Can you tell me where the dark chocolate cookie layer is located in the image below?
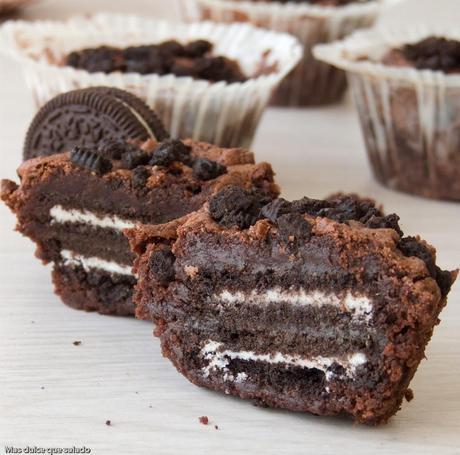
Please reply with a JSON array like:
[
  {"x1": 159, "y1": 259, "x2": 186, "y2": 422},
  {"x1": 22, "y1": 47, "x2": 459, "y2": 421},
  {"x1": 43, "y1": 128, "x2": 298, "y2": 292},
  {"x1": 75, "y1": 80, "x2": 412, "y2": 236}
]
[{"x1": 23, "y1": 87, "x2": 169, "y2": 160}]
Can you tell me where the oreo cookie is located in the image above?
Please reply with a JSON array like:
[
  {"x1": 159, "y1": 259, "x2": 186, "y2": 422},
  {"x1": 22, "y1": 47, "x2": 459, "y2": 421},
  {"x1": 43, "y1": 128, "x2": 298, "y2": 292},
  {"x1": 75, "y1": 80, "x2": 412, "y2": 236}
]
[{"x1": 23, "y1": 87, "x2": 169, "y2": 160}]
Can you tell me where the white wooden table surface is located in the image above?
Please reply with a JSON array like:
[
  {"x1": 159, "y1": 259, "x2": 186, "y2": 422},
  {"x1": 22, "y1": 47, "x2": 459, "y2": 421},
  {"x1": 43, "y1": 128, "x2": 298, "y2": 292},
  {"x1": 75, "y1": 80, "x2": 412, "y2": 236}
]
[{"x1": 1, "y1": 1, "x2": 459, "y2": 454}]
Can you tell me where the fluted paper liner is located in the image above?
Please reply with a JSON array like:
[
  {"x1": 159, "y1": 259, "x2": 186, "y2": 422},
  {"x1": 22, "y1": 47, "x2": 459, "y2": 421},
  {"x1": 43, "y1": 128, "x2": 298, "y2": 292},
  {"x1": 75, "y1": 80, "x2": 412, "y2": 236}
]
[
  {"x1": 315, "y1": 26, "x2": 460, "y2": 201},
  {"x1": 0, "y1": 13, "x2": 302, "y2": 147},
  {"x1": 178, "y1": 0, "x2": 399, "y2": 106}
]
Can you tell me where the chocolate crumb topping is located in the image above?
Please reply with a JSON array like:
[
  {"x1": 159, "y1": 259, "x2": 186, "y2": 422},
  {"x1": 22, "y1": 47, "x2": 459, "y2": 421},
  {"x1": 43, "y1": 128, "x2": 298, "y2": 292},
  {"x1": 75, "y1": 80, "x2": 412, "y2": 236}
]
[
  {"x1": 98, "y1": 138, "x2": 132, "y2": 160},
  {"x1": 70, "y1": 146, "x2": 112, "y2": 175},
  {"x1": 192, "y1": 158, "x2": 227, "y2": 181},
  {"x1": 398, "y1": 237, "x2": 436, "y2": 276},
  {"x1": 214, "y1": 191, "x2": 404, "y2": 235},
  {"x1": 65, "y1": 40, "x2": 247, "y2": 83},
  {"x1": 209, "y1": 185, "x2": 272, "y2": 229},
  {"x1": 120, "y1": 145, "x2": 150, "y2": 170},
  {"x1": 261, "y1": 194, "x2": 403, "y2": 235},
  {"x1": 402, "y1": 37, "x2": 460, "y2": 72},
  {"x1": 149, "y1": 139, "x2": 192, "y2": 167}
]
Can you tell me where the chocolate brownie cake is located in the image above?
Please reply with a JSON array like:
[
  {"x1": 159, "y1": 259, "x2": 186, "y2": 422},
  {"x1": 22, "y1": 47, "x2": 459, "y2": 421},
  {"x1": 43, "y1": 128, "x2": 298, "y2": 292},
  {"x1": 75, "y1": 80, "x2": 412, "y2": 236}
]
[
  {"x1": 128, "y1": 188, "x2": 457, "y2": 424},
  {"x1": 65, "y1": 40, "x2": 247, "y2": 83},
  {"x1": 2, "y1": 91, "x2": 279, "y2": 316}
]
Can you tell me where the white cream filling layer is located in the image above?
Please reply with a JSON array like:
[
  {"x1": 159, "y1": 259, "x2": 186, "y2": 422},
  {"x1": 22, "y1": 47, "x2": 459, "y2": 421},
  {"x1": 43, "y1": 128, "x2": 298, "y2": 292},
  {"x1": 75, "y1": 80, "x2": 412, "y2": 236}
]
[
  {"x1": 60, "y1": 250, "x2": 134, "y2": 277},
  {"x1": 201, "y1": 340, "x2": 367, "y2": 383},
  {"x1": 50, "y1": 205, "x2": 136, "y2": 232},
  {"x1": 216, "y1": 289, "x2": 373, "y2": 321}
]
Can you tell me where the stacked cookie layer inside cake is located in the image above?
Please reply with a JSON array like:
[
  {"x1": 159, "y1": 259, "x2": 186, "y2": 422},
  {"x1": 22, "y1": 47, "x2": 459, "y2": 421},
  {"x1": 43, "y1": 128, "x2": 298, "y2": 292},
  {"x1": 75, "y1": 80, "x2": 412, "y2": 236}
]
[{"x1": 128, "y1": 187, "x2": 456, "y2": 423}]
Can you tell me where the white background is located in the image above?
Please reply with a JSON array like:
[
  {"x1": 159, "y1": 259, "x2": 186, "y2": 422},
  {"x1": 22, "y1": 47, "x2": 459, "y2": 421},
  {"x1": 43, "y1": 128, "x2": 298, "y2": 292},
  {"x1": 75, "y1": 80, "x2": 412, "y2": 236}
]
[{"x1": 0, "y1": 1, "x2": 459, "y2": 454}]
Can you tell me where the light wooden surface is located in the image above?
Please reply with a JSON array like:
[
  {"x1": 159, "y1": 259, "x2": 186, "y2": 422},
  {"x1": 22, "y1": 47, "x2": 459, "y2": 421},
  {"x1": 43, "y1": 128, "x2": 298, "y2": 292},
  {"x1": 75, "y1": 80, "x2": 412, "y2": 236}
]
[{"x1": 0, "y1": 1, "x2": 459, "y2": 454}]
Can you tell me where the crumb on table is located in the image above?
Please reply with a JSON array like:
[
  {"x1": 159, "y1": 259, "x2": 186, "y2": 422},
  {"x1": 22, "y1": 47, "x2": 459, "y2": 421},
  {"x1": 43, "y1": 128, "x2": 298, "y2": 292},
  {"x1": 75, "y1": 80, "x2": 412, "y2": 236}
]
[{"x1": 198, "y1": 416, "x2": 209, "y2": 425}]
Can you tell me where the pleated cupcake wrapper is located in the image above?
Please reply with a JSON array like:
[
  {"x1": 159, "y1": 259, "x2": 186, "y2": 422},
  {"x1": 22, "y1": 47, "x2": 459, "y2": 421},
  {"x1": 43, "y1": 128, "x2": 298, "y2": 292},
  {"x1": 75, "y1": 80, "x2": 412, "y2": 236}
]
[
  {"x1": 178, "y1": 0, "x2": 398, "y2": 106},
  {"x1": 0, "y1": 13, "x2": 302, "y2": 148},
  {"x1": 314, "y1": 26, "x2": 460, "y2": 200}
]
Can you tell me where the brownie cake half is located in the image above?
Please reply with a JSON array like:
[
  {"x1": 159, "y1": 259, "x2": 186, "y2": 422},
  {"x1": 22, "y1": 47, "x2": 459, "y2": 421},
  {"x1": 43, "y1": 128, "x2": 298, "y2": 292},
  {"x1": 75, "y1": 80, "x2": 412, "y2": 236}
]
[
  {"x1": 2, "y1": 100, "x2": 278, "y2": 316},
  {"x1": 128, "y1": 187, "x2": 457, "y2": 423}
]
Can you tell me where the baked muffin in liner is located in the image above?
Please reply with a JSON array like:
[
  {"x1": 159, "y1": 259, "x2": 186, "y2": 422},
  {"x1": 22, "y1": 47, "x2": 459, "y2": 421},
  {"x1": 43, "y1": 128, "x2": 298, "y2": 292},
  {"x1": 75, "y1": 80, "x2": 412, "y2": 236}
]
[
  {"x1": 178, "y1": 0, "x2": 397, "y2": 106},
  {"x1": 0, "y1": 13, "x2": 302, "y2": 147},
  {"x1": 315, "y1": 27, "x2": 460, "y2": 201}
]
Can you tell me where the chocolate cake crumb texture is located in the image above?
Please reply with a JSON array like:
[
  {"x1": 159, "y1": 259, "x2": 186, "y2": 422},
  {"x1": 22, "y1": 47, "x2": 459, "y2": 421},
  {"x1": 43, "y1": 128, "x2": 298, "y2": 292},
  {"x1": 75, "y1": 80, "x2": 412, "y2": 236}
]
[
  {"x1": 132, "y1": 166, "x2": 150, "y2": 188},
  {"x1": 402, "y1": 37, "x2": 460, "y2": 72},
  {"x1": 65, "y1": 40, "x2": 247, "y2": 83},
  {"x1": 148, "y1": 248, "x2": 176, "y2": 285}
]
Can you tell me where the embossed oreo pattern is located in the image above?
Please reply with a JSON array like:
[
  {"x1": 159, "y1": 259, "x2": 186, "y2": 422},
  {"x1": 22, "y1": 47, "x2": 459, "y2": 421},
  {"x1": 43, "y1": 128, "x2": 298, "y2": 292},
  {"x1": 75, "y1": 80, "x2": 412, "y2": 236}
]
[{"x1": 23, "y1": 87, "x2": 169, "y2": 160}]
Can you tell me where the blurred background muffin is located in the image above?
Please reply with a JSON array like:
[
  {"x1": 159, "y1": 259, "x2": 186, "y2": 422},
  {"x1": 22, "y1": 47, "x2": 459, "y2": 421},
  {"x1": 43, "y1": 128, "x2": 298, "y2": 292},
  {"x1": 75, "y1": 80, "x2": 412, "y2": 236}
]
[
  {"x1": 315, "y1": 28, "x2": 460, "y2": 201},
  {"x1": 0, "y1": 13, "x2": 301, "y2": 147},
  {"x1": 178, "y1": 0, "x2": 398, "y2": 107}
]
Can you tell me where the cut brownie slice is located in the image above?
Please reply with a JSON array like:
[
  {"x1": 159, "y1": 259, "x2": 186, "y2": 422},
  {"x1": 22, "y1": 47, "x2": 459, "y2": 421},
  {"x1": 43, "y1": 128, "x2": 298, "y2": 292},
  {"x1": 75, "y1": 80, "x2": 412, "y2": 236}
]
[
  {"x1": 128, "y1": 189, "x2": 457, "y2": 424},
  {"x1": 1, "y1": 142, "x2": 278, "y2": 316}
]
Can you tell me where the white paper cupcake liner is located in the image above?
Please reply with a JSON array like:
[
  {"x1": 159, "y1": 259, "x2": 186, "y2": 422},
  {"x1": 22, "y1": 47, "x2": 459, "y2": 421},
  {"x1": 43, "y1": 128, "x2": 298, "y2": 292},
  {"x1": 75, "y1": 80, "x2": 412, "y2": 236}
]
[
  {"x1": 314, "y1": 26, "x2": 460, "y2": 201},
  {"x1": 0, "y1": 13, "x2": 302, "y2": 148},
  {"x1": 178, "y1": 0, "x2": 399, "y2": 106}
]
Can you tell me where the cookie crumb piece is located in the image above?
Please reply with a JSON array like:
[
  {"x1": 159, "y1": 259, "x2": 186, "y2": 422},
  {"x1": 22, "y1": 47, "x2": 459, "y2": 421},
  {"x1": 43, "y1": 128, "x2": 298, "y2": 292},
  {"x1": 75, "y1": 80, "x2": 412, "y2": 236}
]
[
  {"x1": 405, "y1": 388, "x2": 414, "y2": 402},
  {"x1": 70, "y1": 146, "x2": 112, "y2": 175},
  {"x1": 199, "y1": 416, "x2": 209, "y2": 425},
  {"x1": 184, "y1": 265, "x2": 199, "y2": 278}
]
